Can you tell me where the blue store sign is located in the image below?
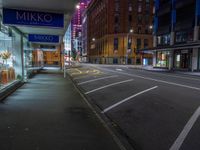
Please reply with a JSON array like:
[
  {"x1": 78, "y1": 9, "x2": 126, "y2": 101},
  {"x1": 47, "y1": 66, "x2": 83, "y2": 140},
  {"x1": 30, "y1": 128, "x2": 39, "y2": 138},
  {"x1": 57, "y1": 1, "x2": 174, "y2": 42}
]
[
  {"x1": 28, "y1": 34, "x2": 60, "y2": 43},
  {"x1": 3, "y1": 8, "x2": 64, "y2": 28}
]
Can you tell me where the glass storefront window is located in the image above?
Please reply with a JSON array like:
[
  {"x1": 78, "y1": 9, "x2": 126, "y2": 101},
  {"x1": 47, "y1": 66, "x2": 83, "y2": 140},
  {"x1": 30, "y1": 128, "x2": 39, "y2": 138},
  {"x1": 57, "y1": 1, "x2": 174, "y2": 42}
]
[
  {"x1": 156, "y1": 51, "x2": 170, "y2": 67},
  {"x1": 0, "y1": 23, "x2": 23, "y2": 89},
  {"x1": 23, "y1": 37, "x2": 33, "y2": 79},
  {"x1": 174, "y1": 49, "x2": 191, "y2": 69}
]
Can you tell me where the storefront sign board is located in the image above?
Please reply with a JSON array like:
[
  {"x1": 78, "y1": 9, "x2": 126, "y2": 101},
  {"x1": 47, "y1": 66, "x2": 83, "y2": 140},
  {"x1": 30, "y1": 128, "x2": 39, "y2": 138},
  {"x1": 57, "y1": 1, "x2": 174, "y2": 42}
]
[
  {"x1": 3, "y1": 8, "x2": 64, "y2": 28},
  {"x1": 28, "y1": 34, "x2": 60, "y2": 43}
]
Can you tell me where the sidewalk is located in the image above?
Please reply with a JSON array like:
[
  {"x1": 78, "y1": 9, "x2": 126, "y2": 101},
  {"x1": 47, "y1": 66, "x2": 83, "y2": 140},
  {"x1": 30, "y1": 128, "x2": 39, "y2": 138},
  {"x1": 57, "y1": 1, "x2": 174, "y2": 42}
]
[
  {"x1": 0, "y1": 68, "x2": 121, "y2": 150},
  {"x1": 175, "y1": 71, "x2": 200, "y2": 77}
]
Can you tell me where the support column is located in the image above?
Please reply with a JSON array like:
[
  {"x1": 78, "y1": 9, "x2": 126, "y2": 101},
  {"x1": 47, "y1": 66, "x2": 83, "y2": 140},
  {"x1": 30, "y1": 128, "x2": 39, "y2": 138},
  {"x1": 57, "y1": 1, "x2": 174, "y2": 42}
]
[
  {"x1": 192, "y1": 48, "x2": 198, "y2": 71},
  {"x1": 194, "y1": 26, "x2": 199, "y2": 41},
  {"x1": 168, "y1": 51, "x2": 174, "y2": 70},
  {"x1": 153, "y1": 51, "x2": 157, "y2": 67},
  {"x1": 170, "y1": 32, "x2": 175, "y2": 46},
  {"x1": 153, "y1": 36, "x2": 157, "y2": 47}
]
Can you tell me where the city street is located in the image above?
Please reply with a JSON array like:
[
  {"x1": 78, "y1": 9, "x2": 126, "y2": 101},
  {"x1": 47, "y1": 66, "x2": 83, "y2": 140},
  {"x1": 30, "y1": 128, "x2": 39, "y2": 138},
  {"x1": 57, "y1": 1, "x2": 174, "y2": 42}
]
[{"x1": 67, "y1": 64, "x2": 200, "y2": 150}]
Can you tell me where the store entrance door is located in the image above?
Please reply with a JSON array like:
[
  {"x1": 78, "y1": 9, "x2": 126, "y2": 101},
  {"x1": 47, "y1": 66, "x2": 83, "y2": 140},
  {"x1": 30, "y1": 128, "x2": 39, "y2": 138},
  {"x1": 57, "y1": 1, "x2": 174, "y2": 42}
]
[
  {"x1": 174, "y1": 49, "x2": 191, "y2": 70},
  {"x1": 181, "y1": 53, "x2": 189, "y2": 69}
]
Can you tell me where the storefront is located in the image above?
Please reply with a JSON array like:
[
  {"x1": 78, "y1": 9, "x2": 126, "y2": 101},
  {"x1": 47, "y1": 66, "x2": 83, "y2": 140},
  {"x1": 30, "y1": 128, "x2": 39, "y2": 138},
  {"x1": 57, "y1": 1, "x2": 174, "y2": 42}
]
[
  {"x1": 155, "y1": 51, "x2": 170, "y2": 68},
  {"x1": 174, "y1": 49, "x2": 192, "y2": 70},
  {"x1": 23, "y1": 37, "x2": 34, "y2": 79},
  {"x1": 0, "y1": 22, "x2": 23, "y2": 90}
]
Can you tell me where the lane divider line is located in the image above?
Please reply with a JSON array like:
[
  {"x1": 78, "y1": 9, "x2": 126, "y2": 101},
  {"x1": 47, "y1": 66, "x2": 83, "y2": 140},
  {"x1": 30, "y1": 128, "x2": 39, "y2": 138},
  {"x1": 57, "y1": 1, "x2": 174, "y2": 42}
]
[
  {"x1": 78, "y1": 75, "x2": 118, "y2": 85},
  {"x1": 98, "y1": 67, "x2": 200, "y2": 91},
  {"x1": 102, "y1": 86, "x2": 158, "y2": 113},
  {"x1": 85, "y1": 79, "x2": 134, "y2": 95},
  {"x1": 169, "y1": 106, "x2": 200, "y2": 150}
]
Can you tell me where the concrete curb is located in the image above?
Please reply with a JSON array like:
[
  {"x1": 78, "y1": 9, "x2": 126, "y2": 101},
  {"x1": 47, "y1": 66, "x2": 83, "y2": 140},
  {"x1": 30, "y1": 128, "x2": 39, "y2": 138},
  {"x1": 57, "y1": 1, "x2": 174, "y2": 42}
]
[{"x1": 0, "y1": 81, "x2": 24, "y2": 102}]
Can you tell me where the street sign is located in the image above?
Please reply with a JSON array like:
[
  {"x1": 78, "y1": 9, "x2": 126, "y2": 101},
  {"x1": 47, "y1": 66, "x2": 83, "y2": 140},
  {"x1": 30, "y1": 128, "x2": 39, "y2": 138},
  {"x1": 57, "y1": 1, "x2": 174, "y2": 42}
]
[
  {"x1": 28, "y1": 34, "x2": 60, "y2": 43},
  {"x1": 3, "y1": 8, "x2": 64, "y2": 28}
]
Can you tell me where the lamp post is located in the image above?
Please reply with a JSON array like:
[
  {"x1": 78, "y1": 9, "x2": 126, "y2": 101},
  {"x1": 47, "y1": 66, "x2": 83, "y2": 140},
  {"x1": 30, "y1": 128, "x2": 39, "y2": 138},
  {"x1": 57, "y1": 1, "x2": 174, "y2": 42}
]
[
  {"x1": 126, "y1": 29, "x2": 134, "y2": 65},
  {"x1": 92, "y1": 38, "x2": 96, "y2": 63}
]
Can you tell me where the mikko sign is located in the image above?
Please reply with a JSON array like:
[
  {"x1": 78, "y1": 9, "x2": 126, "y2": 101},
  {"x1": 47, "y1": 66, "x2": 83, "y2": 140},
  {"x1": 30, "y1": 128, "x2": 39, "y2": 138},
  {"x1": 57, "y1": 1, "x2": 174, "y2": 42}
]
[
  {"x1": 3, "y1": 8, "x2": 64, "y2": 28},
  {"x1": 28, "y1": 34, "x2": 60, "y2": 43}
]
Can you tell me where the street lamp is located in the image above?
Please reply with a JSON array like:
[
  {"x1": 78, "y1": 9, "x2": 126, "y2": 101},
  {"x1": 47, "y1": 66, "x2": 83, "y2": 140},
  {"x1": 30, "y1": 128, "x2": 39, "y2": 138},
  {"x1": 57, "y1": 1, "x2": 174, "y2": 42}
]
[
  {"x1": 126, "y1": 29, "x2": 134, "y2": 65},
  {"x1": 76, "y1": 4, "x2": 80, "y2": 9},
  {"x1": 92, "y1": 38, "x2": 96, "y2": 42}
]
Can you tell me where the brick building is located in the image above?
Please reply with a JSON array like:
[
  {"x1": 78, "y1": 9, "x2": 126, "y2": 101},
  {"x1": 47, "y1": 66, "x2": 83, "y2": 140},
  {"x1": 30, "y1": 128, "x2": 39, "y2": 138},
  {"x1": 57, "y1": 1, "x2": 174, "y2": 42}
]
[{"x1": 86, "y1": 0, "x2": 154, "y2": 65}]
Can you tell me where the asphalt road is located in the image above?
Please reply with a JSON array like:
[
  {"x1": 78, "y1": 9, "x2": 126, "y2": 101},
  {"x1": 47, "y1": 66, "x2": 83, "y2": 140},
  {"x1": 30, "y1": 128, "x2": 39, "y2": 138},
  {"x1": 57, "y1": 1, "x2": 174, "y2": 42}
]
[{"x1": 67, "y1": 64, "x2": 200, "y2": 150}]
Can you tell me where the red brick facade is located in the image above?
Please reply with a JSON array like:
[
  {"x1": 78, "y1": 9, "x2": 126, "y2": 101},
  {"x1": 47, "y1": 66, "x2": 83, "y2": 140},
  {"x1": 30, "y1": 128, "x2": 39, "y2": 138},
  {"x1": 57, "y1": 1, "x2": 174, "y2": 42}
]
[{"x1": 87, "y1": 0, "x2": 154, "y2": 64}]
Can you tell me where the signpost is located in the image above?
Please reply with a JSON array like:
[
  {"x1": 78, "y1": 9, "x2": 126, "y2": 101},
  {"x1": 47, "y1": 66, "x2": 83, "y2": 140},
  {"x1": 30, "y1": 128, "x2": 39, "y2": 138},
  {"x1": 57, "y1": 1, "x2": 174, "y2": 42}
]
[{"x1": 3, "y1": 8, "x2": 64, "y2": 28}]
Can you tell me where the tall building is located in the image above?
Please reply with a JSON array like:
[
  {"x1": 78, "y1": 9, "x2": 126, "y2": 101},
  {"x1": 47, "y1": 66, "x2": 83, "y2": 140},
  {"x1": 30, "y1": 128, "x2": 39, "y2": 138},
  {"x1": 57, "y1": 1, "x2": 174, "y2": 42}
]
[
  {"x1": 86, "y1": 0, "x2": 154, "y2": 65},
  {"x1": 81, "y1": 10, "x2": 88, "y2": 62},
  {"x1": 71, "y1": 0, "x2": 91, "y2": 53},
  {"x1": 152, "y1": 0, "x2": 200, "y2": 71},
  {"x1": 64, "y1": 23, "x2": 72, "y2": 53}
]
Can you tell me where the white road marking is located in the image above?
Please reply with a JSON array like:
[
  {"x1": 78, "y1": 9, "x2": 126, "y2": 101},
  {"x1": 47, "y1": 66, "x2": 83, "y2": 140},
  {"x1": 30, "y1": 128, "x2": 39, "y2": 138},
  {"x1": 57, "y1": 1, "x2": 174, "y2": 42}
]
[
  {"x1": 102, "y1": 86, "x2": 158, "y2": 113},
  {"x1": 116, "y1": 69, "x2": 123, "y2": 71},
  {"x1": 75, "y1": 69, "x2": 82, "y2": 74},
  {"x1": 138, "y1": 70, "x2": 200, "y2": 82},
  {"x1": 78, "y1": 75, "x2": 118, "y2": 85},
  {"x1": 71, "y1": 69, "x2": 82, "y2": 75},
  {"x1": 98, "y1": 68, "x2": 200, "y2": 91},
  {"x1": 169, "y1": 106, "x2": 200, "y2": 150},
  {"x1": 74, "y1": 75, "x2": 91, "y2": 80},
  {"x1": 85, "y1": 79, "x2": 133, "y2": 95}
]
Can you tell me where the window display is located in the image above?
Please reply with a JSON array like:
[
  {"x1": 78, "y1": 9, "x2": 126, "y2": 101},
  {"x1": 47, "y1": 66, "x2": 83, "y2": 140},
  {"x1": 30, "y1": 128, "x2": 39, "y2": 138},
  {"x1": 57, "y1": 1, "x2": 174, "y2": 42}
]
[
  {"x1": 156, "y1": 51, "x2": 170, "y2": 67},
  {"x1": 0, "y1": 23, "x2": 23, "y2": 89},
  {"x1": 23, "y1": 37, "x2": 33, "y2": 79}
]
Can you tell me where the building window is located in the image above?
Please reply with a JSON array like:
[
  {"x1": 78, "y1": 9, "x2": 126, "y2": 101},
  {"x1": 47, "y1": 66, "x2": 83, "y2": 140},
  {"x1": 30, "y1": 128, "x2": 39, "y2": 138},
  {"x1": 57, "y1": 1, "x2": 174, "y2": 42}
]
[
  {"x1": 175, "y1": 30, "x2": 193, "y2": 43},
  {"x1": 114, "y1": 38, "x2": 119, "y2": 50},
  {"x1": 114, "y1": 25, "x2": 120, "y2": 33},
  {"x1": 138, "y1": 3, "x2": 142, "y2": 13},
  {"x1": 145, "y1": 15, "x2": 149, "y2": 24},
  {"x1": 145, "y1": 3, "x2": 150, "y2": 14},
  {"x1": 137, "y1": 15, "x2": 142, "y2": 24},
  {"x1": 144, "y1": 39, "x2": 149, "y2": 48},
  {"x1": 145, "y1": 26, "x2": 149, "y2": 34},
  {"x1": 137, "y1": 38, "x2": 142, "y2": 49},
  {"x1": 115, "y1": 15, "x2": 119, "y2": 24},
  {"x1": 138, "y1": 27, "x2": 142, "y2": 34},
  {"x1": 157, "y1": 34, "x2": 170, "y2": 45},
  {"x1": 115, "y1": 2, "x2": 120, "y2": 12},
  {"x1": 129, "y1": 5, "x2": 133, "y2": 12},
  {"x1": 129, "y1": 15, "x2": 132, "y2": 22}
]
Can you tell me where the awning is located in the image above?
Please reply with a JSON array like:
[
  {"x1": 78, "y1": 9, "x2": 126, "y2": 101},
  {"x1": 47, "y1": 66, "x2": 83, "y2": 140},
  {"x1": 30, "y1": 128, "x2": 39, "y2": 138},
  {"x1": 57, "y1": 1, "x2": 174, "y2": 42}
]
[{"x1": 140, "y1": 41, "x2": 200, "y2": 52}]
